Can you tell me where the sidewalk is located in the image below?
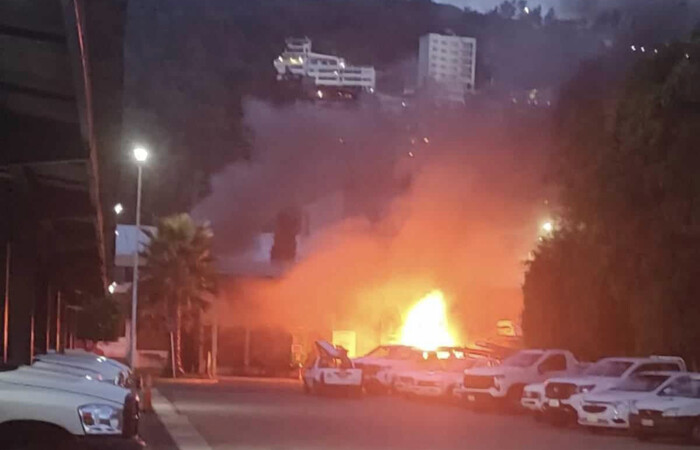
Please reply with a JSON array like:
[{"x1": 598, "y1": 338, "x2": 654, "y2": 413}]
[{"x1": 140, "y1": 410, "x2": 178, "y2": 450}]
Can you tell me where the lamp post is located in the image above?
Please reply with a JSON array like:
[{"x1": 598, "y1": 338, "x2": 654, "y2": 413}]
[{"x1": 129, "y1": 146, "x2": 148, "y2": 369}]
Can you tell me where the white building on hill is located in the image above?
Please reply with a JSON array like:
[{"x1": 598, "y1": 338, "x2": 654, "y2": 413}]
[
  {"x1": 274, "y1": 37, "x2": 376, "y2": 91},
  {"x1": 418, "y1": 33, "x2": 477, "y2": 104}
]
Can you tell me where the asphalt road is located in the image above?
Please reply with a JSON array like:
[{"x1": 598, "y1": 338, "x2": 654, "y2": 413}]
[{"x1": 152, "y1": 378, "x2": 691, "y2": 450}]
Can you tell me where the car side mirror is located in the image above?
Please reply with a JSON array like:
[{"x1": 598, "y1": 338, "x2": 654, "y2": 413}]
[{"x1": 662, "y1": 387, "x2": 673, "y2": 395}]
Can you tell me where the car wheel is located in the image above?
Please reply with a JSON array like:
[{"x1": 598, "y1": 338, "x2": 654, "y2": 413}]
[
  {"x1": 0, "y1": 425, "x2": 73, "y2": 450},
  {"x1": 634, "y1": 429, "x2": 651, "y2": 442},
  {"x1": 505, "y1": 385, "x2": 525, "y2": 412},
  {"x1": 689, "y1": 420, "x2": 700, "y2": 444}
]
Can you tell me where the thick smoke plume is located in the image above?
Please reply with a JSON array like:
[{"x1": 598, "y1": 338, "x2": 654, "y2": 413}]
[{"x1": 195, "y1": 98, "x2": 552, "y2": 353}]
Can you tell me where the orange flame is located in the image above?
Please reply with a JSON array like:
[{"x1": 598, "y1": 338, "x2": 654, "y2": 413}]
[{"x1": 399, "y1": 290, "x2": 458, "y2": 351}]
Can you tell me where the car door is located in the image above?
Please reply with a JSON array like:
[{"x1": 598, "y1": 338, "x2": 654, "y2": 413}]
[
  {"x1": 537, "y1": 353, "x2": 569, "y2": 380},
  {"x1": 303, "y1": 355, "x2": 318, "y2": 386}
]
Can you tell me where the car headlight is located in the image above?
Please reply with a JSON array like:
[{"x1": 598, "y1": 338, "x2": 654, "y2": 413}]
[
  {"x1": 629, "y1": 400, "x2": 639, "y2": 414},
  {"x1": 611, "y1": 401, "x2": 629, "y2": 416},
  {"x1": 577, "y1": 384, "x2": 596, "y2": 394},
  {"x1": 78, "y1": 404, "x2": 123, "y2": 435},
  {"x1": 494, "y1": 375, "x2": 505, "y2": 389},
  {"x1": 662, "y1": 407, "x2": 680, "y2": 417}
]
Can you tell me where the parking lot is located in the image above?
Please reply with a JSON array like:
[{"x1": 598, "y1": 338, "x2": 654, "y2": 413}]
[{"x1": 150, "y1": 377, "x2": 692, "y2": 450}]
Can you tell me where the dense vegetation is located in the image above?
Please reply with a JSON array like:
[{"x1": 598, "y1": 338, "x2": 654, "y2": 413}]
[{"x1": 522, "y1": 39, "x2": 700, "y2": 366}]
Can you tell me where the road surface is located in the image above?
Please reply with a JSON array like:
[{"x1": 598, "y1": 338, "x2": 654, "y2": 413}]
[{"x1": 149, "y1": 378, "x2": 689, "y2": 450}]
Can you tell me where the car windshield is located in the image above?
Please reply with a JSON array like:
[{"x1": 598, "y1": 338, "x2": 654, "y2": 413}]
[
  {"x1": 445, "y1": 358, "x2": 479, "y2": 372},
  {"x1": 502, "y1": 351, "x2": 543, "y2": 368},
  {"x1": 612, "y1": 374, "x2": 670, "y2": 392},
  {"x1": 365, "y1": 346, "x2": 418, "y2": 360},
  {"x1": 584, "y1": 360, "x2": 634, "y2": 377},
  {"x1": 659, "y1": 378, "x2": 700, "y2": 398}
]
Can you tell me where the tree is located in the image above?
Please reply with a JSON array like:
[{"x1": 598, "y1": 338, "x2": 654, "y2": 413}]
[
  {"x1": 497, "y1": 1, "x2": 517, "y2": 19},
  {"x1": 140, "y1": 214, "x2": 217, "y2": 375},
  {"x1": 77, "y1": 296, "x2": 122, "y2": 342},
  {"x1": 523, "y1": 41, "x2": 700, "y2": 365},
  {"x1": 544, "y1": 7, "x2": 556, "y2": 27}
]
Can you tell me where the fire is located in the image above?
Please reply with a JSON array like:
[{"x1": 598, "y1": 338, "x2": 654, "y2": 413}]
[{"x1": 399, "y1": 290, "x2": 457, "y2": 351}]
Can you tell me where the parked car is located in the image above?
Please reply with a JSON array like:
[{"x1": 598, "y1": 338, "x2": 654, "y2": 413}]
[
  {"x1": 0, "y1": 365, "x2": 140, "y2": 449},
  {"x1": 629, "y1": 373, "x2": 700, "y2": 443},
  {"x1": 353, "y1": 345, "x2": 423, "y2": 393},
  {"x1": 411, "y1": 355, "x2": 495, "y2": 400},
  {"x1": 35, "y1": 351, "x2": 133, "y2": 387},
  {"x1": 303, "y1": 341, "x2": 362, "y2": 395},
  {"x1": 461, "y1": 349, "x2": 580, "y2": 409},
  {"x1": 521, "y1": 383, "x2": 546, "y2": 419},
  {"x1": 579, "y1": 371, "x2": 688, "y2": 430},
  {"x1": 542, "y1": 356, "x2": 686, "y2": 424}
]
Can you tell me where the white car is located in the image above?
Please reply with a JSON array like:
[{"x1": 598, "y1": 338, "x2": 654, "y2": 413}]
[
  {"x1": 353, "y1": 345, "x2": 423, "y2": 393},
  {"x1": 543, "y1": 356, "x2": 686, "y2": 424},
  {"x1": 462, "y1": 349, "x2": 579, "y2": 408},
  {"x1": 411, "y1": 356, "x2": 496, "y2": 399},
  {"x1": 579, "y1": 371, "x2": 688, "y2": 429},
  {"x1": 521, "y1": 383, "x2": 546, "y2": 419},
  {"x1": 0, "y1": 365, "x2": 140, "y2": 449},
  {"x1": 35, "y1": 351, "x2": 132, "y2": 387},
  {"x1": 629, "y1": 373, "x2": 700, "y2": 443},
  {"x1": 303, "y1": 341, "x2": 362, "y2": 395}
]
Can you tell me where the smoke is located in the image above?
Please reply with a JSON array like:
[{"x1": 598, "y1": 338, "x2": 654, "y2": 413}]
[
  {"x1": 193, "y1": 99, "x2": 403, "y2": 253},
  {"x1": 195, "y1": 97, "x2": 553, "y2": 354}
]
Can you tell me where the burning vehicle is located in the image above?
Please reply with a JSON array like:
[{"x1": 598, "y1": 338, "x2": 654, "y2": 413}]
[
  {"x1": 354, "y1": 290, "x2": 463, "y2": 393},
  {"x1": 302, "y1": 341, "x2": 363, "y2": 395}
]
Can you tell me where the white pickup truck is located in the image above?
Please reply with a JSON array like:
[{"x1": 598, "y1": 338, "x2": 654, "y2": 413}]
[
  {"x1": 542, "y1": 356, "x2": 686, "y2": 424},
  {"x1": 0, "y1": 365, "x2": 141, "y2": 450},
  {"x1": 303, "y1": 341, "x2": 363, "y2": 395},
  {"x1": 460, "y1": 349, "x2": 580, "y2": 409},
  {"x1": 35, "y1": 351, "x2": 133, "y2": 387}
]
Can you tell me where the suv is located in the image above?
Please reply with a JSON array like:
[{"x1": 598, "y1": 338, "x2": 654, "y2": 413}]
[
  {"x1": 543, "y1": 356, "x2": 686, "y2": 424},
  {"x1": 460, "y1": 349, "x2": 579, "y2": 408},
  {"x1": 630, "y1": 373, "x2": 700, "y2": 443},
  {"x1": 0, "y1": 365, "x2": 141, "y2": 449}
]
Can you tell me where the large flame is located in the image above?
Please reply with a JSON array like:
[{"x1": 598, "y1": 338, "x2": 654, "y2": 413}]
[{"x1": 399, "y1": 290, "x2": 457, "y2": 351}]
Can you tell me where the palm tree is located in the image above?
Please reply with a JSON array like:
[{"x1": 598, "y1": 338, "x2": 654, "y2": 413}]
[{"x1": 140, "y1": 214, "x2": 217, "y2": 376}]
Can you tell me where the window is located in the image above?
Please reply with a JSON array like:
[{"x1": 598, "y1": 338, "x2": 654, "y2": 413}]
[
  {"x1": 538, "y1": 354, "x2": 567, "y2": 373},
  {"x1": 632, "y1": 362, "x2": 682, "y2": 374},
  {"x1": 659, "y1": 377, "x2": 699, "y2": 398},
  {"x1": 584, "y1": 360, "x2": 634, "y2": 377},
  {"x1": 503, "y1": 351, "x2": 544, "y2": 368},
  {"x1": 612, "y1": 374, "x2": 671, "y2": 392}
]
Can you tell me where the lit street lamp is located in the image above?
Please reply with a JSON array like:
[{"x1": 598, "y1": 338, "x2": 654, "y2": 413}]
[
  {"x1": 114, "y1": 203, "x2": 123, "y2": 215},
  {"x1": 129, "y1": 146, "x2": 149, "y2": 369},
  {"x1": 541, "y1": 221, "x2": 554, "y2": 234}
]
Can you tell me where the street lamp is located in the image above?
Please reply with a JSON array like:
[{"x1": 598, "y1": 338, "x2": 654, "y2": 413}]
[
  {"x1": 114, "y1": 203, "x2": 123, "y2": 215},
  {"x1": 541, "y1": 221, "x2": 554, "y2": 234},
  {"x1": 129, "y1": 146, "x2": 149, "y2": 369}
]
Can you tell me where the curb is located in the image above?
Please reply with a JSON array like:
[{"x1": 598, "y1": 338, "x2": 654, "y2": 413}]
[{"x1": 151, "y1": 388, "x2": 212, "y2": 450}]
